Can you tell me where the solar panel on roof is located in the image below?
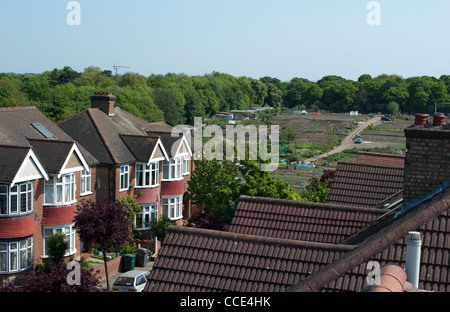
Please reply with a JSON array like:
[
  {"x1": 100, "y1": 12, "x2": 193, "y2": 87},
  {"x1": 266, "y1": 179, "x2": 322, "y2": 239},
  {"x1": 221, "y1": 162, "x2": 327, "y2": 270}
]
[{"x1": 32, "y1": 123, "x2": 54, "y2": 138}]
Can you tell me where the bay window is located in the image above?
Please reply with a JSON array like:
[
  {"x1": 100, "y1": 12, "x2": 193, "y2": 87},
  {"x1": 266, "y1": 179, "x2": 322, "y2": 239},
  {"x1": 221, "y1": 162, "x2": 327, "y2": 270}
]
[
  {"x1": 135, "y1": 162, "x2": 159, "y2": 187},
  {"x1": 43, "y1": 224, "x2": 76, "y2": 257},
  {"x1": 0, "y1": 182, "x2": 33, "y2": 216},
  {"x1": 0, "y1": 237, "x2": 33, "y2": 273},
  {"x1": 162, "y1": 157, "x2": 183, "y2": 180},
  {"x1": 135, "y1": 203, "x2": 158, "y2": 229},
  {"x1": 45, "y1": 173, "x2": 75, "y2": 205},
  {"x1": 162, "y1": 195, "x2": 182, "y2": 220}
]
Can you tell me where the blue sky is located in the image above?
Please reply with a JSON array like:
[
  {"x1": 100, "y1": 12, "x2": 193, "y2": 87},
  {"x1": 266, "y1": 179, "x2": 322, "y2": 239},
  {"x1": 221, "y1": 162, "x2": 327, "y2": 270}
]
[{"x1": 1, "y1": 1, "x2": 449, "y2": 81}]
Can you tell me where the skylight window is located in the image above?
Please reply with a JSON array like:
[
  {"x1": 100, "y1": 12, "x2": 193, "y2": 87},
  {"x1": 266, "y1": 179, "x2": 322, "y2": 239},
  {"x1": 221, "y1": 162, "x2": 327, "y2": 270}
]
[{"x1": 32, "y1": 123, "x2": 54, "y2": 139}]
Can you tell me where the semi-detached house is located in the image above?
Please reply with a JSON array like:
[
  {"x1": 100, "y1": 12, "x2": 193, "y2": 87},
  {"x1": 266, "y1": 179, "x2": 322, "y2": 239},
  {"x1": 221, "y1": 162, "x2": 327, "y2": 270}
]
[
  {"x1": 0, "y1": 93, "x2": 197, "y2": 281},
  {"x1": 0, "y1": 106, "x2": 97, "y2": 280},
  {"x1": 58, "y1": 92, "x2": 197, "y2": 236}
]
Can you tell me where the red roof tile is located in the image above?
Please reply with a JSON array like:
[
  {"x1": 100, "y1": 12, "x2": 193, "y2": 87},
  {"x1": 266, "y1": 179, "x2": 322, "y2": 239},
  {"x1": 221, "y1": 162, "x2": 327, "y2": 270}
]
[
  {"x1": 144, "y1": 226, "x2": 355, "y2": 292},
  {"x1": 355, "y1": 152, "x2": 405, "y2": 168},
  {"x1": 230, "y1": 196, "x2": 388, "y2": 244},
  {"x1": 288, "y1": 187, "x2": 450, "y2": 292},
  {"x1": 327, "y1": 162, "x2": 404, "y2": 208}
]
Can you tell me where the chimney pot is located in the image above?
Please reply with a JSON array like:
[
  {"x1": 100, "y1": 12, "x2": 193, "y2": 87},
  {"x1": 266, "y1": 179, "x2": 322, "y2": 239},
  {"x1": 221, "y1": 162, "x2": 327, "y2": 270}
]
[
  {"x1": 414, "y1": 113, "x2": 429, "y2": 125},
  {"x1": 433, "y1": 113, "x2": 446, "y2": 126}
]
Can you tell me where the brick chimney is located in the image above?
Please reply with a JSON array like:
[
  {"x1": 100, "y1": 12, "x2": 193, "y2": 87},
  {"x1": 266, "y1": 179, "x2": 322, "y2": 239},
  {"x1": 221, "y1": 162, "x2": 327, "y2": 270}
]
[
  {"x1": 90, "y1": 92, "x2": 116, "y2": 116},
  {"x1": 403, "y1": 113, "x2": 450, "y2": 203}
]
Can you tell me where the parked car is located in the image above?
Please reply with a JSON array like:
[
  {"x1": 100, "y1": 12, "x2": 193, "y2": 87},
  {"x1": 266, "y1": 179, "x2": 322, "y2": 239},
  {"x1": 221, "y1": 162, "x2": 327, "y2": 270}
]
[
  {"x1": 381, "y1": 116, "x2": 391, "y2": 121},
  {"x1": 112, "y1": 270, "x2": 150, "y2": 292},
  {"x1": 369, "y1": 113, "x2": 374, "y2": 117},
  {"x1": 355, "y1": 138, "x2": 363, "y2": 144}
]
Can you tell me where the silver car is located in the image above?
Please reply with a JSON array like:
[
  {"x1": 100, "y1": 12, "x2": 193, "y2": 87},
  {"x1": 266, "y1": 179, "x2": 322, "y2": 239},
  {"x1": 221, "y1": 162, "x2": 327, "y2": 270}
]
[{"x1": 112, "y1": 270, "x2": 150, "y2": 292}]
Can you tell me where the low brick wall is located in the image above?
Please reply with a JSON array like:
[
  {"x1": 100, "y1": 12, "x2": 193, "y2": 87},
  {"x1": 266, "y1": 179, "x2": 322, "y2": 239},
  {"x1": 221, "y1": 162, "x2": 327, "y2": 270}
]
[{"x1": 92, "y1": 256, "x2": 122, "y2": 284}]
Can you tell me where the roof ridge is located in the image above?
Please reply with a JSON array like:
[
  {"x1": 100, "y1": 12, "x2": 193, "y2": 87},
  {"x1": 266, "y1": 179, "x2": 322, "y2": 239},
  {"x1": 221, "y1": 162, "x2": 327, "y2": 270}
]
[
  {"x1": 27, "y1": 137, "x2": 74, "y2": 144},
  {"x1": 238, "y1": 195, "x2": 389, "y2": 214},
  {"x1": 168, "y1": 225, "x2": 357, "y2": 252},
  {"x1": 357, "y1": 151, "x2": 405, "y2": 159},
  {"x1": 0, "y1": 144, "x2": 30, "y2": 149},
  {"x1": 0, "y1": 106, "x2": 37, "y2": 111},
  {"x1": 336, "y1": 161, "x2": 405, "y2": 170}
]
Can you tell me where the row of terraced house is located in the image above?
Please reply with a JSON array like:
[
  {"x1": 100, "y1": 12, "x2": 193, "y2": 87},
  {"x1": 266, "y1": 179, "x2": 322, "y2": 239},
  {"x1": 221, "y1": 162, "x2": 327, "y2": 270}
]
[{"x1": 0, "y1": 92, "x2": 199, "y2": 281}]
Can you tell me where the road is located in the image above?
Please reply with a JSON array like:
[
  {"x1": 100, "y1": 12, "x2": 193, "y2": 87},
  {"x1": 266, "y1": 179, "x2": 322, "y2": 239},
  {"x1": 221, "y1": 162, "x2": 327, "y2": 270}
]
[{"x1": 304, "y1": 116, "x2": 383, "y2": 165}]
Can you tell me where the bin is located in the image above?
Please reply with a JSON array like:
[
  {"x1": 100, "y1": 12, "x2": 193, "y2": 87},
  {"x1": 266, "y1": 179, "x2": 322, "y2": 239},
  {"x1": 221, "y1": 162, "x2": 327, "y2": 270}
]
[
  {"x1": 136, "y1": 248, "x2": 150, "y2": 267},
  {"x1": 122, "y1": 254, "x2": 136, "y2": 271}
]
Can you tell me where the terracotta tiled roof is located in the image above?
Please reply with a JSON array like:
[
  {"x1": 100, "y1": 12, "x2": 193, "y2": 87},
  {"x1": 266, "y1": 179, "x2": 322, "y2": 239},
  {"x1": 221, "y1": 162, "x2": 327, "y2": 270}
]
[
  {"x1": 144, "y1": 225, "x2": 356, "y2": 292},
  {"x1": 355, "y1": 152, "x2": 405, "y2": 168},
  {"x1": 288, "y1": 186, "x2": 450, "y2": 292},
  {"x1": 230, "y1": 196, "x2": 388, "y2": 244},
  {"x1": 327, "y1": 162, "x2": 404, "y2": 208}
]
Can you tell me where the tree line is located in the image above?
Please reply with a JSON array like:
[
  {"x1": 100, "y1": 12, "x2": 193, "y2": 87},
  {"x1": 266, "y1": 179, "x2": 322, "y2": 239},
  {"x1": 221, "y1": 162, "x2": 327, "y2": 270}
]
[{"x1": 1, "y1": 66, "x2": 449, "y2": 125}]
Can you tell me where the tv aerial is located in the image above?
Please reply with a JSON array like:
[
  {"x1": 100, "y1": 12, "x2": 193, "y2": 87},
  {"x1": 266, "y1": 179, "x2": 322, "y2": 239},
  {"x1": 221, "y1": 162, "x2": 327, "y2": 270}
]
[{"x1": 113, "y1": 63, "x2": 130, "y2": 96}]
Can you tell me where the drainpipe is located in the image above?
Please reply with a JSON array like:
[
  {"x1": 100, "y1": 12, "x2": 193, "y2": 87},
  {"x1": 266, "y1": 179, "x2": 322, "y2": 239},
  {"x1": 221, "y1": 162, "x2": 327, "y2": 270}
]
[{"x1": 405, "y1": 231, "x2": 422, "y2": 288}]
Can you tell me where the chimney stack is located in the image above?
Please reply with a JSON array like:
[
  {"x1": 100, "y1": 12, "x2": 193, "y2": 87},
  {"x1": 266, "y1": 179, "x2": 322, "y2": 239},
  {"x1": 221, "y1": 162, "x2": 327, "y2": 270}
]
[
  {"x1": 403, "y1": 113, "x2": 450, "y2": 203},
  {"x1": 405, "y1": 231, "x2": 421, "y2": 288},
  {"x1": 91, "y1": 92, "x2": 116, "y2": 116}
]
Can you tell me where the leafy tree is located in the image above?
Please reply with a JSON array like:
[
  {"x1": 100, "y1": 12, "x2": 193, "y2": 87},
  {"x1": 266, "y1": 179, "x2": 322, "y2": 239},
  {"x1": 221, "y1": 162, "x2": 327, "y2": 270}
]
[
  {"x1": 46, "y1": 233, "x2": 70, "y2": 265},
  {"x1": 386, "y1": 101, "x2": 400, "y2": 115},
  {"x1": 280, "y1": 126, "x2": 297, "y2": 145},
  {"x1": 264, "y1": 83, "x2": 283, "y2": 108},
  {"x1": 149, "y1": 215, "x2": 175, "y2": 242},
  {"x1": 153, "y1": 87, "x2": 184, "y2": 126},
  {"x1": 186, "y1": 210, "x2": 230, "y2": 231},
  {"x1": 74, "y1": 200, "x2": 130, "y2": 290},
  {"x1": 239, "y1": 160, "x2": 300, "y2": 201},
  {"x1": 300, "y1": 171, "x2": 335, "y2": 203},
  {"x1": 117, "y1": 194, "x2": 143, "y2": 233},
  {"x1": 186, "y1": 158, "x2": 241, "y2": 223}
]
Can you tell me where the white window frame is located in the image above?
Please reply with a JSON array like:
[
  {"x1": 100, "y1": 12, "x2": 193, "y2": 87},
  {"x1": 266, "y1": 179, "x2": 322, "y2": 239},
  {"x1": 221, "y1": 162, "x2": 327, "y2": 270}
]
[
  {"x1": 162, "y1": 195, "x2": 183, "y2": 220},
  {"x1": 80, "y1": 168, "x2": 92, "y2": 195},
  {"x1": 0, "y1": 237, "x2": 33, "y2": 273},
  {"x1": 43, "y1": 223, "x2": 76, "y2": 257},
  {"x1": 135, "y1": 162, "x2": 159, "y2": 188},
  {"x1": 162, "y1": 157, "x2": 183, "y2": 181},
  {"x1": 0, "y1": 182, "x2": 33, "y2": 216},
  {"x1": 120, "y1": 165, "x2": 129, "y2": 191},
  {"x1": 135, "y1": 203, "x2": 158, "y2": 230},
  {"x1": 44, "y1": 173, "x2": 76, "y2": 205},
  {"x1": 183, "y1": 156, "x2": 190, "y2": 175}
]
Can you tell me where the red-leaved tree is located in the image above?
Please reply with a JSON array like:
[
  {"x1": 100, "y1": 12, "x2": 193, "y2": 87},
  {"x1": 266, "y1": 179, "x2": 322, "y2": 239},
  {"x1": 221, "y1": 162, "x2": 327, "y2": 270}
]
[
  {"x1": 0, "y1": 259, "x2": 101, "y2": 292},
  {"x1": 74, "y1": 200, "x2": 130, "y2": 290}
]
